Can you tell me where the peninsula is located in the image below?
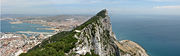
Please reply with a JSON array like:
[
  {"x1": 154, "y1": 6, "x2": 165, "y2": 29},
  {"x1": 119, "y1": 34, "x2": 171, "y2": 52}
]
[{"x1": 20, "y1": 9, "x2": 148, "y2": 56}]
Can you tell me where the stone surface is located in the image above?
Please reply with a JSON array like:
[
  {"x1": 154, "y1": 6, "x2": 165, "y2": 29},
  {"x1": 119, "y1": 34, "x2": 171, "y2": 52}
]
[
  {"x1": 69, "y1": 9, "x2": 148, "y2": 56},
  {"x1": 115, "y1": 40, "x2": 148, "y2": 56},
  {"x1": 19, "y1": 9, "x2": 149, "y2": 56}
]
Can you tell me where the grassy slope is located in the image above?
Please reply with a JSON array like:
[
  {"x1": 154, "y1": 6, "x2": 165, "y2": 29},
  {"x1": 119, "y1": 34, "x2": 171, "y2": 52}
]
[
  {"x1": 20, "y1": 9, "x2": 106, "y2": 56},
  {"x1": 20, "y1": 31, "x2": 77, "y2": 56}
]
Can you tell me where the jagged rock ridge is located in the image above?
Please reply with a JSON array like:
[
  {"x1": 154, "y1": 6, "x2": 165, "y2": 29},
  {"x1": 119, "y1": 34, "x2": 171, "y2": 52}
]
[
  {"x1": 71, "y1": 9, "x2": 120, "y2": 56},
  {"x1": 20, "y1": 9, "x2": 148, "y2": 56}
]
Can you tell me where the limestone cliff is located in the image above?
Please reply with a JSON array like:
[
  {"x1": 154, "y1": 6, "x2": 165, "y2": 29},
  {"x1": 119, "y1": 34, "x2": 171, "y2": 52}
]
[
  {"x1": 70, "y1": 9, "x2": 148, "y2": 56},
  {"x1": 70, "y1": 9, "x2": 120, "y2": 56},
  {"x1": 115, "y1": 40, "x2": 148, "y2": 56},
  {"x1": 20, "y1": 9, "x2": 148, "y2": 56}
]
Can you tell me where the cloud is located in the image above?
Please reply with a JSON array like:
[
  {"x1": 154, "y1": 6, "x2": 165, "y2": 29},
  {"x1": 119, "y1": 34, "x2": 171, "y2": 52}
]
[
  {"x1": 154, "y1": 5, "x2": 180, "y2": 9},
  {"x1": 149, "y1": 5, "x2": 180, "y2": 15},
  {"x1": 1, "y1": 0, "x2": 100, "y2": 14},
  {"x1": 1, "y1": 0, "x2": 121, "y2": 14},
  {"x1": 2, "y1": 0, "x2": 85, "y2": 7},
  {"x1": 1, "y1": 0, "x2": 180, "y2": 15},
  {"x1": 2, "y1": 0, "x2": 123, "y2": 7},
  {"x1": 1, "y1": 0, "x2": 115, "y2": 7},
  {"x1": 146, "y1": 0, "x2": 180, "y2": 2}
]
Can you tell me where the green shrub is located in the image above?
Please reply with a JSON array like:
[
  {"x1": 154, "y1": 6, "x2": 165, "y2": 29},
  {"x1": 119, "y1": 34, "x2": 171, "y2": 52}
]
[
  {"x1": 20, "y1": 31, "x2": 77, "y2": 56},
  {"x1": 20, "y1": 9, "x2": 107, "y2": 56}
]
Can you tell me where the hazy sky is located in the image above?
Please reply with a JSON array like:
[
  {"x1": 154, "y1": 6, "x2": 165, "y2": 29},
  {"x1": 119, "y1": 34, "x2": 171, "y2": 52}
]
[{"x1": 1, "y1": 0, "x2": 180, "y2": 15}]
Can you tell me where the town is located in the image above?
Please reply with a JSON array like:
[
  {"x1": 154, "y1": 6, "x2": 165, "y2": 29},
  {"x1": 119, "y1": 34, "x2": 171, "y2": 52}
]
[{"x1": 0, "y1": 15, "x2": 91, "y2": 56}]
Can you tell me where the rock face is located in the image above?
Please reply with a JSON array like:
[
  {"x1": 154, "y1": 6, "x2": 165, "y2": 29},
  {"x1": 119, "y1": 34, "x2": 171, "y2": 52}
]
[
  {"x1": 115, "y1": 40, "x2": 148, "y2": 56},
  {"x1": 20, "y1": 9, "x2": 149, "y2": 56},
  {"x1": 71, "y1": 9, "x2": 120, "y2": 56},
  {"x1": 69, "y1": 9, "x2": 148, "y2": 56}
]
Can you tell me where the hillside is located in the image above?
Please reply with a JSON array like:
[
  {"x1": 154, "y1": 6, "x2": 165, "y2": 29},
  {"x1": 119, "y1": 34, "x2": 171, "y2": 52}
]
[{"x1": 20, "y1": 9, "x2": 148, "y2": 56}]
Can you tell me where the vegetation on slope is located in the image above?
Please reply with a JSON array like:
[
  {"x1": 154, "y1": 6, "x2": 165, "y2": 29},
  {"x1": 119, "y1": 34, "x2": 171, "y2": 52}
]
[
  {"x1": 96, "y1": 9, "x2": 107, "y2": 18},
  {"x1": 20, "y1": 9, "x2": 107, "y2": 56},
  {"x1": 20, "y1": 31, "x2": 78, "y2": 56},
  {"x1": 74, "y1": 16, "x2": 100, "y2": 30},
  {"x1": 74, "y1": 9, "x2": 107, "y2": 30}
]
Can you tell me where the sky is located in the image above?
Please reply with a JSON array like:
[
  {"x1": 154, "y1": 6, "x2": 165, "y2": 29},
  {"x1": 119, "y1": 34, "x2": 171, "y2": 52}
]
[{"x1": 1, "y1": 0, "x2": 180, "y2": 15}]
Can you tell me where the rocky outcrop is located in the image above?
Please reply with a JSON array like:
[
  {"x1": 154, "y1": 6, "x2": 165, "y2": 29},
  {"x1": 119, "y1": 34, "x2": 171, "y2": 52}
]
[
  {"x1": 20, "y1": 9, "x2": 149, "y2": 56},
  {"x1": 69, "y1": 9, "x2": 148, "y2": 56},
  {"x1": 70, "y1": 9, "x2": 119, "y2": 56},
  {"x1": 115, "y1": 40, "x2": 148, "y2": 56},
  {"x1": 68, "y1": 10, "x2": 148, "y2": 56}
]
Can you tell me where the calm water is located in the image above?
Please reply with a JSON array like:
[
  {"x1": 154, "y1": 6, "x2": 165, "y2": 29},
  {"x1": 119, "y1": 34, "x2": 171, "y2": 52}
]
[
  {"x1": 1, "y1": 15, "x2": 180, "y2": 56},
  {"x1": 111, "y1": 15, "x2": 180, "y2": 56},
  {"x1": 0, "y1": 20, "x2": 54, "y2": 33}
]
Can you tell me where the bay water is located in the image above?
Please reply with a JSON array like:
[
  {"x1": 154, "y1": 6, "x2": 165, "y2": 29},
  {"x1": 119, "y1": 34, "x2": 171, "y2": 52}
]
[{"x1": 0, "y1": 20, "x2": 54, "y2": 33}]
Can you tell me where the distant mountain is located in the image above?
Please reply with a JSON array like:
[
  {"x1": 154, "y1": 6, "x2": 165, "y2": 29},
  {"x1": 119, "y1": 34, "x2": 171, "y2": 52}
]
[{"x1": 20, "y1": 9, "x2": 148, "y2": 56}]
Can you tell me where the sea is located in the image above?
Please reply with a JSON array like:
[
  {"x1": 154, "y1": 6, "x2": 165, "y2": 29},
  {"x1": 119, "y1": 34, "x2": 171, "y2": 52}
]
[
  {"x1": 110, "y1": 15, "x2": 180, "y2": 56},
  {"x1": 1, "y1": 15, "x2": 180, "y2": 56},
  {"x1": 0, "y1": 20, "x2": 54, "y2": 33}
]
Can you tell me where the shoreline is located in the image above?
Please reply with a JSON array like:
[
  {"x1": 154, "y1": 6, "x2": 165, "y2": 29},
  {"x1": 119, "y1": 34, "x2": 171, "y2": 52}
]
[
  {"x1": 9, "y1": 21, "x2": 23, "y2": 24},
  {"x1": 7, "y1": 20, "x2": 59, "y2": 32}
]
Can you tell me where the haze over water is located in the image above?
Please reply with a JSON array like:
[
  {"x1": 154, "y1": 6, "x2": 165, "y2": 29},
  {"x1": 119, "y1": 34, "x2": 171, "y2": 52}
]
[{"x1": 111, "y1": 15, "x2": 180, "y2": 56}]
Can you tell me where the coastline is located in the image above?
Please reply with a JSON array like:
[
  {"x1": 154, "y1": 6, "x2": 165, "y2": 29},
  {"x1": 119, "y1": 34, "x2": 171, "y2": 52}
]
[
  {"x1": 9, "y1": 21, "x2": 23, "y2": 24},
  {"x1": 6, "y1": 20, "x2": 59, "y2": 32}
]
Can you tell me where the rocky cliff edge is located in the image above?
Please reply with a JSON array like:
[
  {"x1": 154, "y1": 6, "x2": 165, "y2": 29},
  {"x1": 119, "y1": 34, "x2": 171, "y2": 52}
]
[{"x1": 20, "y1": 9, "x2": 148, "y2": 56}]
